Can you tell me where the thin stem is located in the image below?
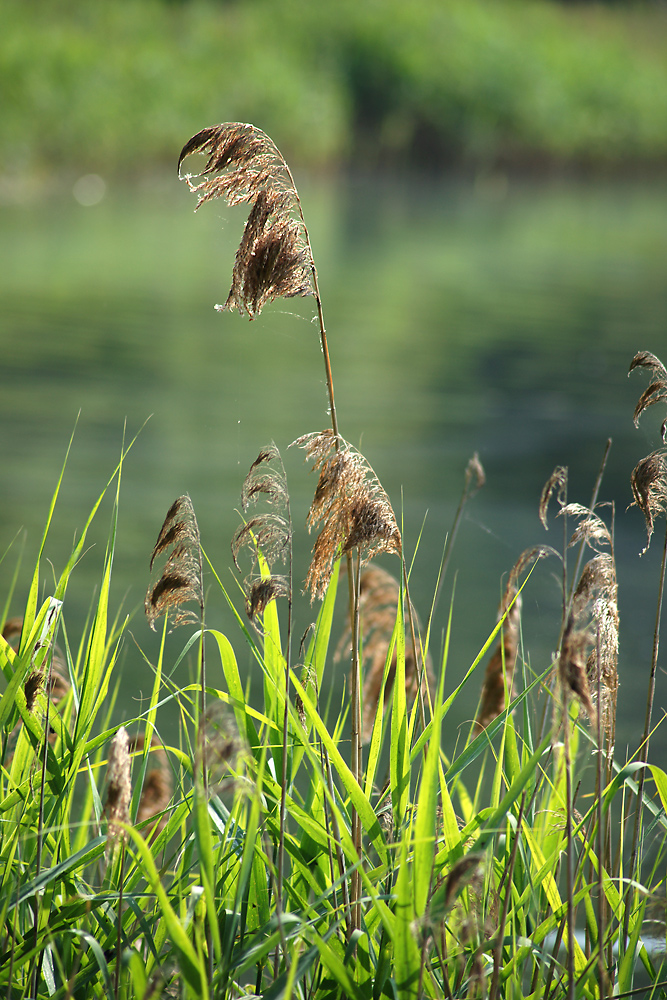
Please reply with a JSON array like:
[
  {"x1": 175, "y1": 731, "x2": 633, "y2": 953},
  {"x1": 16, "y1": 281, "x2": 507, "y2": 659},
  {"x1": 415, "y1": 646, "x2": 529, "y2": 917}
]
[
  {"x1": 489, "y1": 795, "x2": 526, "y2": 1000},
  {"x1": 348, "y1": 551, "x2": 363, "y2": 934},
  {"x1": 624, "y1": 518, "x2": 667, "y2": 947},
  {"x1": 114, "y1": 844, "x2": 126, "y2": 999}
]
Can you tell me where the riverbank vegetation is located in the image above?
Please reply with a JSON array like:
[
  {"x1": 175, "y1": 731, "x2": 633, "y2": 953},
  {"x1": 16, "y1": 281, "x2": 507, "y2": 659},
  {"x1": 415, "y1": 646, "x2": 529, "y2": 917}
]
[
  {"x1": 3, "y1": 0, "x2": 667, "y2": 182},
  {"x1": 2, "y1": 121, "x2": 667, "y2": 998}
]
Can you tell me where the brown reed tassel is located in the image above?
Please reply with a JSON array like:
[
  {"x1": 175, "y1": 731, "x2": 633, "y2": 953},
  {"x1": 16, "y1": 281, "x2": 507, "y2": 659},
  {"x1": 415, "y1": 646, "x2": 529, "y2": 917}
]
[
  {"x1": 629, "y1": 350, "x2": 667, "y2": 435},
  {"x1": 145, "y1": 495, "x2": 204, "y2": 631},
  {"x1": 539, "y1": 466, "x2": 568, "y2": 529},
  {"x1": 178, "y1": 123, "x2": 313, "y2": 318},
  {"x1": 473, "y1": 585, "x2": 521, "y2": 737},
  {"x1": 292, "y1": 431, "x2": 401, "y2": 601},
  {"x1": 335, "y1": 564, "x2": 434, "y2": 742},
  {"x1": 104, "y1": 727, "x2": 131, "y2": 860},
  {"x1": 558, "y1": 614, "x2": 597, "y2": 727},
  {"x1": 2, "y1": 617, "x2": 70, "y2": 713},
  {"x1": 231, "y1": 445, "x2": 291, "y2": 622},
  {"x1": 630, "y1": 450, "x2": 667, "y2": 554}
]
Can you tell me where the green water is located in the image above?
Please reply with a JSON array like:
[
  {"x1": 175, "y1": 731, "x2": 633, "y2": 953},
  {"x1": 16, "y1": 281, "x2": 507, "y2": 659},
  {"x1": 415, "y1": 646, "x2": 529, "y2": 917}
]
[{"x1": 2, "y1": 172, "x2": 666, "y2": 759}]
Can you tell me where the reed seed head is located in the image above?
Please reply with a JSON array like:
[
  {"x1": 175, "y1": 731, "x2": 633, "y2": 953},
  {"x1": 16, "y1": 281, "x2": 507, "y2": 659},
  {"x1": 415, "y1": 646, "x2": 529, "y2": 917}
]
[
  {"x1": 232, "y1": 445, "x2": 292, "y2": 623},
  {"x1": 630, "y1": 449, "x2": 667, "y2": 554},
  {"x1": 629, "y1": 350, "x2": 667, "y2": 428},
  {"x1": 145, "y1": 495, "x2": 203, "y2": 631},
  {"x1": 105, "y1": 726, "x2": 131, "y2": 858},
  {"x1": 539, "y1": 466, "x2": 568, "y2": 529},
  {"x1": 178, "y1": 123, "x2": 314, "y2": 318},
  {"x1": 558, "y1": 614, "x2": 596, "y2": 727},
  {"x1": 335, "y1": 564, "x2": 434, "y2": 741},
  {"x1": 292, "y1": 432, "x2": 401, "y2": 601},
  {"x1": 473, "y1": 584, "x2": 521, "y2": 737}
]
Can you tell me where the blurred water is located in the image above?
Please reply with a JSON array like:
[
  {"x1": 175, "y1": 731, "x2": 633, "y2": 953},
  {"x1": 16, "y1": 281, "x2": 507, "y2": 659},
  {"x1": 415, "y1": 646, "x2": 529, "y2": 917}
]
[{"x1": 1, "y1": 171, "x2": 666, "y2": 762}]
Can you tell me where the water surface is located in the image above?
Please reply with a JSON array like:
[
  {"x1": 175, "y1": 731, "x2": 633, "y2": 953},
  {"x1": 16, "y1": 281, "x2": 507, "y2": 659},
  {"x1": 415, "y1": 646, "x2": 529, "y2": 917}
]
[{"x1": 2, "y1": 172, "x2": 666, "y2": 760}]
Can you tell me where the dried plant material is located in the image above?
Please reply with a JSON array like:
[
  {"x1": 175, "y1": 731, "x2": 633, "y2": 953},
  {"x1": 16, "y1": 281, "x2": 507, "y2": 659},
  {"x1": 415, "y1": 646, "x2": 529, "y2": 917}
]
[
  {"x1": 178, "y1": 123, "x2": 313, "y2": 318},
  {"x1": 559, "y1": 502, "x2": 613, "y2": 551},
  {"x1": 232, "y1": 445, "x2": 291, "y2": 623},
  {"x1": 105, "y1": 727, "x2": 131, "y2": 858},
  {"x1": 196, "y1": 703, "x2": 246, "y2": 796},
  {"x1": 24, "y1": 669, "x2": 44, "y2": 712},
  {"x1": 539, "y1": 466, "x2": 568, "y2": 529},
  {"x1": 335, "y1": 564, "x2": 434, "y2": 741},
  {"x1": 629, "y1": 351, "x2": 667, "y2": 428},
  {"x1": 232, "y1": 515, "x2": 290, "y2": 572},
  {"x1": 575, "y1": 553, "x2": 619, "y2": 749},
  {"x1": 145, "y1": 495, "x2": 203, "y2": 631},
  {"x1": 245, "y1": 576, "x2": 290, "y2": 623},
  {"x1": 443, "y1": 854, "x2": 486, "y2": 912},
  {"x1": 558, "y1": 614, "x2": 596, "y2": 727},
  {"x1": 508, "y1": 545, "x2": 562, "y2": 589},
  {"x1": 473, "y1": 585, "x2": 521, "y2": 737},
  {"x1": 3, "y1": 616, "x2": 70, "y2": 712},
  {"x1": 128, "y1": 735, "x2": 173, "y2": 837},
  {"x1": 465, "y1": 452, "x2": 486, "y2": 495},
  {"x1": 292, "y1": 432, "x2": 401, "y2": 601},
  {"x1": 630, "y1": 449, "x2": 667, "y2": 554}
]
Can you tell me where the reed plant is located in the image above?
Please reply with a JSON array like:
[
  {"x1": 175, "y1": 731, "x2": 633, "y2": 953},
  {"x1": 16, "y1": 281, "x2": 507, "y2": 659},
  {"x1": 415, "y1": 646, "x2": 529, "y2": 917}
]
[{"x1": 2, "y1": 124, "x2": 667, "y2": 1000}]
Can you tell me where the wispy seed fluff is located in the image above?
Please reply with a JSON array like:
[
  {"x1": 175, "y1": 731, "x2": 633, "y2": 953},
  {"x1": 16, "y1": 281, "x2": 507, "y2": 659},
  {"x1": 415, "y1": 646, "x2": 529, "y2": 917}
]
[
  {"x1": 145, "y1": 495, "x2": 204, "y2": 631},
  {"x1": 105, "y1": 726, "x2": 131, "y2": 860},
  {"x1": 630, "y1": 449, "x2": 667, "y2": 554},
  {"x1": 292, "y1": 431, "x2": 401, "y2": 601},
  {"x1": 178, "y1": 123, "x2": 313, "y2": 318}
]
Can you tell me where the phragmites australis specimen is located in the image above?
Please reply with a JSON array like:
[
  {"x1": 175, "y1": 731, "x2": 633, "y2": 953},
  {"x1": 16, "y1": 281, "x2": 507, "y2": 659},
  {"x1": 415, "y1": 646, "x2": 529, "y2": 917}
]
[
  {"x1": 104, "y1": 726, "x2": 131, "y2": 860},
  {"x1": 292, "y1": 430, "x2": 401, "y2": 601},
  {"x1": 177, "y1": 123, "x2": 314, "y2": 318},
  {"x1": 145, "y1": 495, "x2": 204, "y2": 631},
  {"x1": 539, "y1": 464, "x2": 619, "y2": 734},
  {"x1": 232, "y1": 444, "x2": 291, "y2": 623},
  {"x1": 336, "y1": 564, "x2": 434, "y2": 741},
  {"x1": 473, "y1": 583, "x2": 521, "y2": 737},
  {"x1": 628, "y1": 351, "x2": 667, "y2": 553}
]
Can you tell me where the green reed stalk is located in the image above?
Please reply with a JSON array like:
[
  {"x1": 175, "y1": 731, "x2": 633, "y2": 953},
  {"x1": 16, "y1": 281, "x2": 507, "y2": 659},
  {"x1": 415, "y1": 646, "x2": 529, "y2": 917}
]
[{"x1": 624, "y1": 520, "x2": 667, "y2": 948}]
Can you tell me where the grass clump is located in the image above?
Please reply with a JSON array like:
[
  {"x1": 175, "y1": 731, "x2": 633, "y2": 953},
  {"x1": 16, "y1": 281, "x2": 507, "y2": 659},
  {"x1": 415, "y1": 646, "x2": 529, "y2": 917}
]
[{"x1": 2, "y1": 124, "x2": 667, "y2": 1000}]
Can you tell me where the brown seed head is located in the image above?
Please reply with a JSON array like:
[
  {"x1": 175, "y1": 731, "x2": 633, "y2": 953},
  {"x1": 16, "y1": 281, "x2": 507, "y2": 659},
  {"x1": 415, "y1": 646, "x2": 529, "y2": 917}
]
[
  {"x1": 539, "y1": 466, "x2": 568, "y2": 529},
  {"x1": 630, "y1": 449, "x2": 667, "y2": 554},
  {"x1": 629, "y1": 351, "x2": 667, "y2": 428},
  {"x1": 178, "y1": 123, "x2": 314, "y2": 318},
  {"x1": 145, "y1": 496, "x2": 203, "y2": 631},
  {"x1": 105, "y1": 727, "x2": 131, "y2": 857},
  {"x1": 292, "y1": 432, "x2": 401, "y2": 601},
  {"x1": 473, "y1": 585, "x2": 521, "y2": 737}
]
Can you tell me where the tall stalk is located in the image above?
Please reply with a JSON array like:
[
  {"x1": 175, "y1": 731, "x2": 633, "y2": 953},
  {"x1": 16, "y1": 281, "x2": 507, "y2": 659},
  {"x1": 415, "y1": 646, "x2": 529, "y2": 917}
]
[{"x1": 624, "y1": 520, "x2": 667, "y2": 946}]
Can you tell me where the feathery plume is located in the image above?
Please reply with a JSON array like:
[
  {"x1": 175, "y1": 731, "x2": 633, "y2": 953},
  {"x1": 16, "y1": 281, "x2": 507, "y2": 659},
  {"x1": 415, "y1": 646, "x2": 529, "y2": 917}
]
[
  {"x1": 3, "y1": 616, "x2": 70, "y2": 713},
  {"x1": 630, "y1": 449, "x2": 667, "y2": 554},
  {"x1": 473, "y1": 584, "x2": 521, "y2": 737},
  {"x1": 105, "y1": 727, "x2": 131, "y2": 859},
  {"x1": 539, "y1": 466, "x2": 568, "y2": 529},
  {"x1": 145, "y1": 495, "x2": 203, "y2": 631},
  {"x1": 577, "y1": 553, "x2": 619, "y2": 747},
  {"x1": 178, "y1": 123, "x2": 313, "y2": 318},
  {"x1": 559, "y1": 502, "x2": 612, "y2": 552},
  {"x1": 335, "y1": 564, "x2": 434, "y2": 741},
  {"x1": 558, "y1": 614, "x2": 596, "y2": 727},
  {"x1": 232, "y1": 445, "x2": 291, "y2": 623},
  {"x1": 292, "y1": 431, "x2": 401, "y2": 601},
  {"x1": 629, "y1": 351, "x2": 667, "y2": 429}
]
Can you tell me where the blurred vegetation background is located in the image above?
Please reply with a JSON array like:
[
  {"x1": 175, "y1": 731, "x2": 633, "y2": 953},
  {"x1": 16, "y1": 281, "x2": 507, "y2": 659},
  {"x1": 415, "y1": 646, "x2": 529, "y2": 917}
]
[{"x1": 3, "y1": 0, "x2": 667, "y2": 186}]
